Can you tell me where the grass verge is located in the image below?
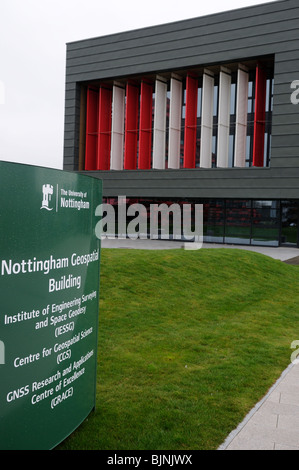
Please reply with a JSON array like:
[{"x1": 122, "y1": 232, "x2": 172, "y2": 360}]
[{"x1": 58, "y1": 248, "x2": 299, "y2": 450}]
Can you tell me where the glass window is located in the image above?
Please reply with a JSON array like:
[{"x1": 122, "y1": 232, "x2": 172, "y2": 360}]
[
  {"x1": 228, "y1": 134, "x2": 235, "y2": 168},
  {"x1": 264, "y1": 77, "x2": 274, "y2": 167},
  {"x1": 225, "y1": 199, "x2": 251, "y2": 245},
  {"x1": 246, "y1": 74, "x2": 256, "y2": 167},
  {"x1": 229, "y1": 76, "x2": 237, "y2": 167},
  {"x1": 203, "y1": 199, "x2": 225, "y2": 243},
  {"x1": 230, "y1": 82, "x2": 236, "y2": 115},
  {"x1": 280, "y1": 200, "x2": 298, "y2": 246},
  {"x1": 102, "y1": 197, "x2": 281, "y2": 247},
  {"x1": 212, "y1": 80, "x2": 219, "y2": 168},
  {"x1": 252, "y1": 200, "x2": 279, "y2": 246},
  {"x1": 197, "y1": 86, "x2": 202, "y2": 118},
  {"x1": 213, "y1": 84, "x2": 219, "y2": 117},
  {"x1": 247, "y1": 80, "x2": 254, "y2": 113},
  {"x1": 212, "y1": 135, "x2": 217, "y2": 168},
  {"x1": 165, "y1": 88, "x2": 171, "y2": 168}
]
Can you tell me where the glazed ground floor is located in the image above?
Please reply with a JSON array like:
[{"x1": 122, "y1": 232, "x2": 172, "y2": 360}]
[{"x1": 102, "y1": 197, "x2": 299, "y2": 248}]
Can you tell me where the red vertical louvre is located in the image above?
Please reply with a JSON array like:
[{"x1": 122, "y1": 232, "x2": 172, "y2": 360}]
[
  {"x1": 97, "y1": 86, "x2": 112, "y2": 170},
  {"x1": 183, "y1": 75, "x2": 198, "y2": 169},
  {"x1": 253, "y1": 63, "x2": 267, "y2": 167},
  {"x1": 85, "y1": 87, "x2": 99, "y2": 170},
  {"x1": 124, "y1": 83, "x2": 139, "y2": 170},
  {"x1": 138, "y1": 81, "x2": 153, "y2": 169}
]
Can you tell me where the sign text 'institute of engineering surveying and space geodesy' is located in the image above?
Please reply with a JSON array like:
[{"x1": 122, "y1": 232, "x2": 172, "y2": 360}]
[{"x1": 0, "y1": 161, "x2": 102, "y2": 450}]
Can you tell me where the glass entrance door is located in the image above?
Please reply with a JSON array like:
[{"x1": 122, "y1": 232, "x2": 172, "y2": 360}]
[{"x1": 280, "y1": 201, "x2": 299, "y2": 246}]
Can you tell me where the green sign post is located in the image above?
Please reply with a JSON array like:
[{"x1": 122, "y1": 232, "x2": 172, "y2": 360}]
[{"x1": 0, "y1": 161, "x2": 102, "y2": 450}]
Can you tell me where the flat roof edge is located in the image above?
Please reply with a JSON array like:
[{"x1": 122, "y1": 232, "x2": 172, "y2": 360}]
[{"x1": 66, "y1": 0, "x2": 284, "y2": 47}]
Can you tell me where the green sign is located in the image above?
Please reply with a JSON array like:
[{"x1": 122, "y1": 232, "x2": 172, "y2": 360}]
[{"x1": 0, "y1": 161, "x2": 102, "y2": 450}]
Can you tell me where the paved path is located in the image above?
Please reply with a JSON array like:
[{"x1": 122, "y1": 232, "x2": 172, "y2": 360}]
[
  {"x1": 102, "y1": 238, "x2": 299, "y2": 261},
  {"x1": 102, "y1": 237, "x2": 299, "y2": 450},
  {"x1": 219, "y1": 363, "x2": 299, "y2": 450}
]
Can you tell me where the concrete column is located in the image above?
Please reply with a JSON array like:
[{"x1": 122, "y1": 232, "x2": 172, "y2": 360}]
[
  {"x1": 200, "y1": 69, "x2": 214, "y2": 168},
  {"x1": 111, "y1": 82, "x2": 125, "y2": 170},
  {"x1": 153, "y1": 76, "x2": 167, "y2": 169},
  {"x1": 217, "y1": 66, "x2": 231, "y2": 167},
  {"x1": 168, "y1": 74, "x2": 182, "y2": 169}
]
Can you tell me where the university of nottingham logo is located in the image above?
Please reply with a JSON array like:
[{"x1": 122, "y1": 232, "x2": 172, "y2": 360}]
[{"x1": 41, "y1": 184, "x2": 54, "y2": 211}]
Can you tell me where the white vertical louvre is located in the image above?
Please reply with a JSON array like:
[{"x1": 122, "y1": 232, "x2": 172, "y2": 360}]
[
  {"x1": 200, "y1": 69, "x2": 214, "y2": 168},
  {"x1": 168, "y1": 74, "x2": 182, "y2": 169},
  {"x1": 217, "y1": 67, "x2": 231, "y2": 168},
  {"x1": 110, "y1": 82, "x2": 125, "y2": 170},
  {"x1": 153, "y1": 76, "x2": 167, "y2": 169},
  {"x1": 234, "y1": 65, "x2": 249, "y2": 167}
]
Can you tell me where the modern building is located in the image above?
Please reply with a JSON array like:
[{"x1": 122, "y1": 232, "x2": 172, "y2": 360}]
[{"x1": 63, "y1": 0, "x2": 299, "y2": 247}]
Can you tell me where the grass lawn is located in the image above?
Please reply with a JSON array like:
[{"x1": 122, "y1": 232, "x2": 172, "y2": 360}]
[{"x1": 58, "y1": 247, "x2": 299, "y2": 450}]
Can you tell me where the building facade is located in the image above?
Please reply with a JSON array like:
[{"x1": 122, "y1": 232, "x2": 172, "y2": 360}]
[{"x1": 63, "y1": 0, "x2": 299, "y2": 247}]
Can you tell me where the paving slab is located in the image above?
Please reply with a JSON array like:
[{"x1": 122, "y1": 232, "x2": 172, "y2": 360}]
[
  {"x1": 101, "y1": 238, "x2": 184, "y2": 250},
  {"x1": 219, "y1": 363, "x2": 299, "y2": 450}
]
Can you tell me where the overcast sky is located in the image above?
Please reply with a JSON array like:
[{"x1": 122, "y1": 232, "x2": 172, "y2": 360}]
[{"x1": 0, "y1": 0, "x2": 275, "y2": 170}]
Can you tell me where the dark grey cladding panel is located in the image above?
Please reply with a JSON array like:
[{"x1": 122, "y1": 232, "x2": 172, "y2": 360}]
[
  {"x1": 80, "y1": 167, "x2": 299, "y2": 199},
  {"x1": 67, "y1": 1, "x2": 290, "y2": 51},
  {"x1": 66, "y1": 1, "x2": 294, "y2": 53},
  {"x1": 66, "y1": 22, "x2": 298, "y2": 69},
  {"x1": 64, "y1": 0, "x2": 299, "y2": 182},
  {"x1": 65, "y1": 0, "x2": 298, "y2": 82}
]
